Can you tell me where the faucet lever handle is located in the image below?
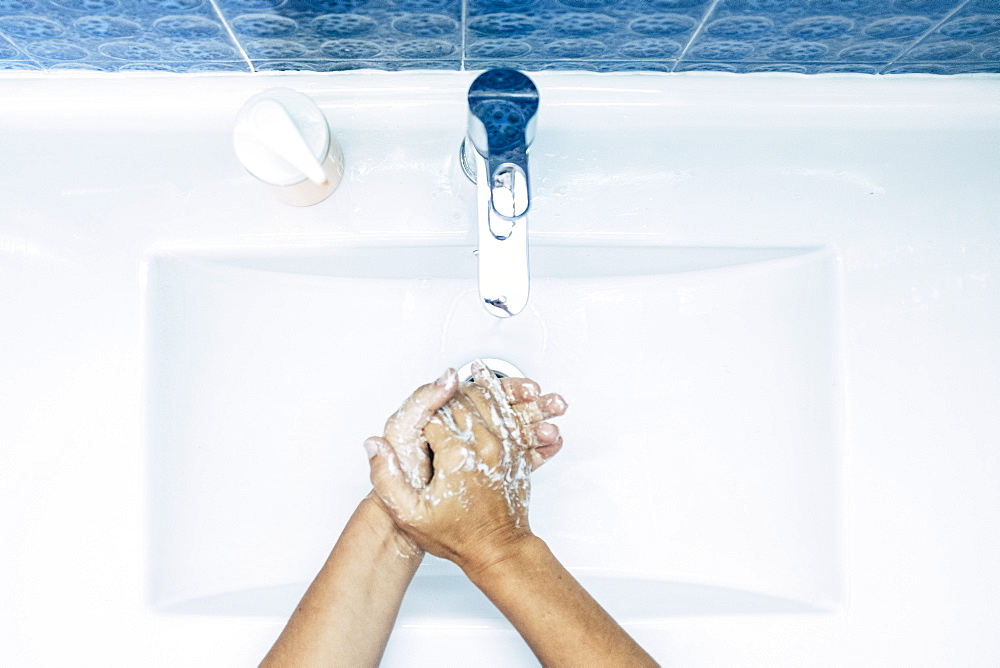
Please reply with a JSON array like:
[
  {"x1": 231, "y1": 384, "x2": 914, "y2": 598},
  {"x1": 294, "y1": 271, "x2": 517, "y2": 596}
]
[{"x1": 467, "y1": 69, "x2": 539, "y2": 220}]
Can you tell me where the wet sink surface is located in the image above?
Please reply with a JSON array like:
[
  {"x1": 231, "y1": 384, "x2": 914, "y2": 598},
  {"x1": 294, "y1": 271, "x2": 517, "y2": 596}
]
[{"x1": 147, "y1": 242, "x2": 842, "y2": 622}]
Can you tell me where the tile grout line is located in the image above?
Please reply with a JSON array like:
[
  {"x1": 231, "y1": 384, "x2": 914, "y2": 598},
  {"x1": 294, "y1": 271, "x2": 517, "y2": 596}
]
[
  {"x1": 207, "y1": 0, "x2": 255, "y2": 73},
  {"x1": 878, "y1": 0, "x2": 971, "y2": 73},
  {"x1": 460, "y1": 0, "x2": 467, "y2": 71},
  {"x1": 670, "y1": 0, "x2": 723, "y2": 73}
]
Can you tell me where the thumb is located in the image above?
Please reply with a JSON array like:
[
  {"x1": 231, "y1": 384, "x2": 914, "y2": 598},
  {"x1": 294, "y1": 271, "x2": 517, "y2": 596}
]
[{"x1": 365, "y1": 436, "x2": 420, "y2": 517}]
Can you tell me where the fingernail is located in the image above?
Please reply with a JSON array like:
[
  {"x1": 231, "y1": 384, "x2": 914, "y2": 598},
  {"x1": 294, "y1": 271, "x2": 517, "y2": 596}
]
[
  {"x1": 541, "y1": 394, "x2": 568, "y2": 415},
  {"x1": 363, "y1": 438, "x2": 380, "y2": 460},
  {"x1": 435, "y1": 368, "x2": 456, "y2": 387},
  {"x1": 535, "y1": 422, "x2": 558, "y2": 440}
]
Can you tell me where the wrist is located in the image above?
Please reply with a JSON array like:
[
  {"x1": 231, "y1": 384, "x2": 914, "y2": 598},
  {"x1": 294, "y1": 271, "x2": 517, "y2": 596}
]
[
  {"x1": 458, "y1": 531, "x2": 545, "y2": 584},
  {"x1": 359, "y1": 494, "x2": 425, "y2": 560}
]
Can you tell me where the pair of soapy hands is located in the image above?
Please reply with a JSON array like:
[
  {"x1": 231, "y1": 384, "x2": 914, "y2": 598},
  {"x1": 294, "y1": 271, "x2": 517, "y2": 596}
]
[{"x1": 364, "y1": 361, "x2": 567, "y2": 572}]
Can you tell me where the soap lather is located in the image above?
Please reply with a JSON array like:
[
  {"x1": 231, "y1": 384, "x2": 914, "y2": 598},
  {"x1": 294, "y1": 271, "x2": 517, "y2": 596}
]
[{"x1": 233, "y1": 88, "x2": 344, "y2": 206}]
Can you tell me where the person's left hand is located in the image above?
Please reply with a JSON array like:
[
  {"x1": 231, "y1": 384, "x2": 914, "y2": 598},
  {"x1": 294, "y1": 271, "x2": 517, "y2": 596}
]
[
  {"x1": 367, "y1": 362, "x2": 568, "y2": 571},
  {"x1": 364, "y1": 366, "x2": 567, "y2": 556}
]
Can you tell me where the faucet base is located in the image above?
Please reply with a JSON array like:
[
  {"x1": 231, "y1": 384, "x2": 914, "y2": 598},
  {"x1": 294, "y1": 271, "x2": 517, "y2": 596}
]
[{"x1": 459, "y1": 136, "x2": 478, "y2": 184}]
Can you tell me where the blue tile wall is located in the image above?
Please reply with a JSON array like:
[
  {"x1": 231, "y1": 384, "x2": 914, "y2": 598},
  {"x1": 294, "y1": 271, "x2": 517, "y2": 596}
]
[{"x1": 1, "y1": 0, "x2": 998, "y2": 73}]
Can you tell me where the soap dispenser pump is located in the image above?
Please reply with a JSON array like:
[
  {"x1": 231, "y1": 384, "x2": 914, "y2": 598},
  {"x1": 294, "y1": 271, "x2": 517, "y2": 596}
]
[{"x1": 233, "y1": 88, "x2": 344, "y2": 206}]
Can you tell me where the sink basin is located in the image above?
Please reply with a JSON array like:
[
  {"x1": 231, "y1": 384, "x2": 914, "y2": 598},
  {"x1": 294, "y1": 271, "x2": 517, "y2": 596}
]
[{"x1": 146, "y1": 242, "x2": 841, "y2": 623}]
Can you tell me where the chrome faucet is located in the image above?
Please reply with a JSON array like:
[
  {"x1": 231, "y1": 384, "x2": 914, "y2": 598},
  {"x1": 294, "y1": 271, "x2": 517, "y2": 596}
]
[{"x1": 461, "y1": 69, "x2": 539, "y2": 318}]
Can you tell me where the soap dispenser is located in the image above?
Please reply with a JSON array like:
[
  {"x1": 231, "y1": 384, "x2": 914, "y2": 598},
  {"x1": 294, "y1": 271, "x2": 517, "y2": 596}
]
[{"x1": 232, "y1": 88, "x2": 344, "y2": 206}]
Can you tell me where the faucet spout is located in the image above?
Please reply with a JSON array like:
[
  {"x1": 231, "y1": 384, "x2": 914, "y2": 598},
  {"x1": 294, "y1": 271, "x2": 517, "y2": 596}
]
[{"x1": 463, "y1": 69, "x2": 539, "y2": 318}]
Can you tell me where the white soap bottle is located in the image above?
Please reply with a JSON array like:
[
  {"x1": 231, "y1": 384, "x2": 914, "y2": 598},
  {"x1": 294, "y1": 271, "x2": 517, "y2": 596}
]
[{"x1": 232, "y1": 88, "x2": 345, "y2": 207}]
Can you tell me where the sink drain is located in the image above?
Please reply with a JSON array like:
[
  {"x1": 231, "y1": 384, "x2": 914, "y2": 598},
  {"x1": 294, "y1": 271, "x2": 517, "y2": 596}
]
[{"x1": 457, "y1": 358, "x2": 525, "y2": 383}]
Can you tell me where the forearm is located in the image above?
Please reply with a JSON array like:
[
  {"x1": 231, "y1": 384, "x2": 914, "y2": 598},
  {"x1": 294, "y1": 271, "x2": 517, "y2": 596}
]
[
  {"x1": 462, "y1": 536, "x2": 658, "y2": 668},
  {"x1": 261, "y1": 497, "x2": 422, "y2": 668}
]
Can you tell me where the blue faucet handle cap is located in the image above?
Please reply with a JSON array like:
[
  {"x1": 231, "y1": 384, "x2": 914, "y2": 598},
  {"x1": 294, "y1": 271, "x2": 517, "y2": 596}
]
[
  {"x1": 468, "y1": 69, "x2": 539, "y2": 155},
  {"x1": 469, "y1": 69, "x2": 539, "y2": 112}
]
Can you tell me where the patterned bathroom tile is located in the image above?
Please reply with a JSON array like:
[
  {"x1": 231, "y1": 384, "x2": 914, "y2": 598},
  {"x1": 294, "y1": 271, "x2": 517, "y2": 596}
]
[
  {"x1": 0, "y1": 31, "x2": 39, "y2": 66},
  {"x1": 214, "y1": 0, "x2": 462, "y2": 70},
  {"x1": 0, "y1": 0, "x2": 250, "y2": 71},
  {"x1": 888, "y1": 0, "x2": 1000, "y2": 72},
  {"x1": 680, "y1": 0, "x2": 966, "y2": 70},
  {"x1": 0, "y1": 0, "x2": 997, "y2": 74},
  {"x1": 465, "y1": 0, "x2": 712, "y2": 68}
]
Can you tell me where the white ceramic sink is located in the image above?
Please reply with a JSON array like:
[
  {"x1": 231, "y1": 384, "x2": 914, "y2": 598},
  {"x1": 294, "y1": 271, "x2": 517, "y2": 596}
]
[
  {"x1": 147, "y1": 241, "x2": 841, "y2": 623},
  {"x1": 5, "y1": 72, "x2": 998, "y2": 666}
]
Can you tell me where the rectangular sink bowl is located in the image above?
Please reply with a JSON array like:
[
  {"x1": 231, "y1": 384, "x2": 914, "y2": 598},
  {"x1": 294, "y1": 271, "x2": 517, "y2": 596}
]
[{"x1": 146, "y1": 242, "x2": 842, "y2": 623}]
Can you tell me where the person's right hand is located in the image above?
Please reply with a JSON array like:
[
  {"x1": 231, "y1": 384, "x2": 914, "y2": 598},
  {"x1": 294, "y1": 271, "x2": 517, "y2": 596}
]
[
  {"x1": 378, "y1": 368, "x2": 567, "y2": 488},
  {"x1": 366, "y1": 363, "x2": 567, "y2": 574}
]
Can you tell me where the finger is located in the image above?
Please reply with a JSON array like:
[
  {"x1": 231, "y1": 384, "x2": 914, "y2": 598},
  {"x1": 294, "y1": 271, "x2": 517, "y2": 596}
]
[
  {"x1": 533, "y1": 421, "x2": 560, "y2": 445},
  {"x1": 385, "y1": 368, "x2": 459, "y2": 437},
  {"x1": 455, "y1": 382, "x2": 498, "y2": 428},
  {"x1": 365, "y1": 437, "x2": 421, "y2": 517},
  {"x1": 469, "y1": 361, "x2": 532, "y2": 450},
  {"x1": 426, "y1": 398, "x2": 475, "y2": 446},
  {"x1": 510, "y1": 392, "x2": 568, "y2": 426},
  {"x1": 530, "y1": 437, "x2": 564, "y2": 471},
  {"x1": 526, "y1": 447, "x2": 545, "y2": 471},
  {"x1": 513, "y1": 400, "x2": 545, "y2": 424},
  {"x1": 424, "y1": 416, "x2": 476, "y2": 476},
  {"x1": 379, "y1": 427, "x2": 430, "y2": 490},
  {"x1": 500, "y1": 377, "x2": 540, "y2": 404},
  {"x1": 426, "y1": 394, "x2": 503, "y2": 468},
  {"x1": 384, "y1": 369, "x2": 460, "y2": 487},
  {"x1": 473, "y1": 392, "x2": 536, "y2": 456},
  {"x1": 538, "y1": 393, "x2": 568, "y2": 418}
]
